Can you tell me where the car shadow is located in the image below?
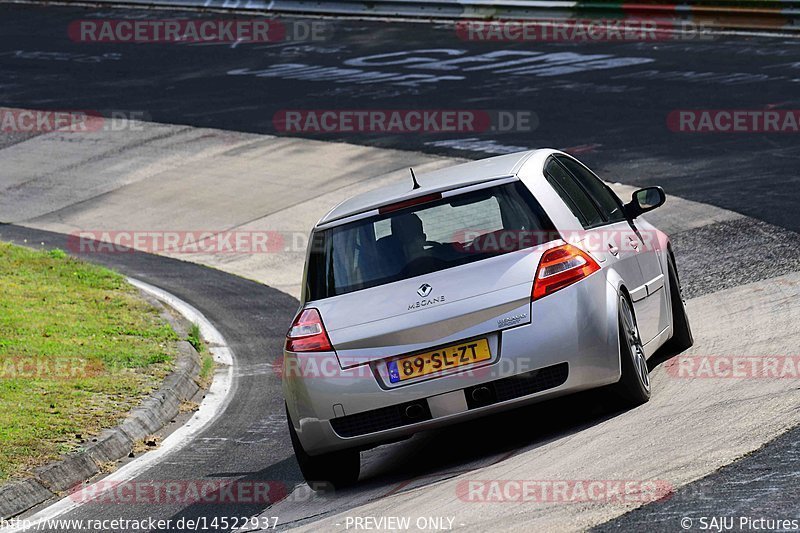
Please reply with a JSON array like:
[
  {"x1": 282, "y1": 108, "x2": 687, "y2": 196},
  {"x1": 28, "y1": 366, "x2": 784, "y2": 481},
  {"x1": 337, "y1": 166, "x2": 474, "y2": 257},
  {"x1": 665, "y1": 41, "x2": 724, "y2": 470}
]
[
  {"x1": 163, "y1": 388, "x2": 638, "y2": 531},
  {"x1": 648, "y1": 347, "x2": 683, "y2": 371},
  {"x1": 358, "y1": 388, "x2": 628, "y2": 484},
  {"x1": 304, "y1": 346, "x2": 692, "y2": 515}
]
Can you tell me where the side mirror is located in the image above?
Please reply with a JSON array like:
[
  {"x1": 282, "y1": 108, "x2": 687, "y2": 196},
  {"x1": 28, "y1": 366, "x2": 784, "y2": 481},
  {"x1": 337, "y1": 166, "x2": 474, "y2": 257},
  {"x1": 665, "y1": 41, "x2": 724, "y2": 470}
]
[{"x1": 625, "y1": 186, "x2": 665, "y2": 219}]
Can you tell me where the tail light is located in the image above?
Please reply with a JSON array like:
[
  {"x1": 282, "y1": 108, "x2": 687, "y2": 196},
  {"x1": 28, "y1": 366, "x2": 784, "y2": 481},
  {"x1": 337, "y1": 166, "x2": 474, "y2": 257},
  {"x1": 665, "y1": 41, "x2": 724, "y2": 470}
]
[
  {"x1": 532, "y1": 243, "x2": 600, "y2": 301},
  {"x1": 378, "y1": 192, "x2": 442, "y2": 214},
  {"x1": 285, "y1": 308, "x2": 333, "y2": 352}
]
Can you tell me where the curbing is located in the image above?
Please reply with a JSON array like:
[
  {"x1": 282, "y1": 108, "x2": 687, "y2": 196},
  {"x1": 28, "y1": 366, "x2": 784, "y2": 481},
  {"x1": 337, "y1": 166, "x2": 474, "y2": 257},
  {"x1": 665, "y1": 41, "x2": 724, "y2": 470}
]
[
  {"x1": 0, "y1": 480, "x2": 51, "y2": 521},
  {"x1": 0, "y1": 286, "x2": 204, "y2": 519}
]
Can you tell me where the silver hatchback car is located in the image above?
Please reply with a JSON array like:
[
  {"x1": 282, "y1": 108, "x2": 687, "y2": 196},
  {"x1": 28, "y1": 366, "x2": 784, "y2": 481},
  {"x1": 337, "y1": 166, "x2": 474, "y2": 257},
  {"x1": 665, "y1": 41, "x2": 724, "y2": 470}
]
[{"x1": 284, "y1": 149, "x2": 693, "y2": 487}]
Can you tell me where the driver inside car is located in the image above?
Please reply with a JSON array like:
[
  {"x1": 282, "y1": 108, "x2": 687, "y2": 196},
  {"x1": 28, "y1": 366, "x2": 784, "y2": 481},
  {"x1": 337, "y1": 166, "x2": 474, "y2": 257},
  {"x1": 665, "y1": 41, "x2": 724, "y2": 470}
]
[{"x1": 392, "y1": 213, "x2": 428, "y2": 263}]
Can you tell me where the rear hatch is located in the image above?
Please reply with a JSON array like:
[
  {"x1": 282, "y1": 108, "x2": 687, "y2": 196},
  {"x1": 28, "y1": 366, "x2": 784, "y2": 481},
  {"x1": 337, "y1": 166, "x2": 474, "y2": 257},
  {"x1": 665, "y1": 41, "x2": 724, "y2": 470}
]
[{"x1": 305, "y1": 179, "x2": 558, "y2": 369}]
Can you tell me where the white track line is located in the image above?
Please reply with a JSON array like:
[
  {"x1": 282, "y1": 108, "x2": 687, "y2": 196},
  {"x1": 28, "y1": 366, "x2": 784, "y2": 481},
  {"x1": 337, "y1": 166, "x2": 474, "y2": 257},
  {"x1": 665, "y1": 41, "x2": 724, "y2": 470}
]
[{"x1": 3, "y1": 277, "x2": 237, "y2": 532}]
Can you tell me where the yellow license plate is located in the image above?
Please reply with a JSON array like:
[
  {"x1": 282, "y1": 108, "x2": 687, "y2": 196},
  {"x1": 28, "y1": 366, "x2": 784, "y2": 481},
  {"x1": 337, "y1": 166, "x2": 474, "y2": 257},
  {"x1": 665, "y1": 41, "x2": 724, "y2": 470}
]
[{"x1": 388, "y1": 339, "x2": 491, "y2": 383}]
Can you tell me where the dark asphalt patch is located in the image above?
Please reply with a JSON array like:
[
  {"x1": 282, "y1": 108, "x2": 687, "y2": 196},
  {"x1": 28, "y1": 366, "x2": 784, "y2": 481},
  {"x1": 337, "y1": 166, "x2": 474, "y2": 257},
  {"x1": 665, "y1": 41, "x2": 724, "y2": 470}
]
[
  {"x1": 0, "y1": 131, "x2": 43, "y2": 149},
  {"x1": 593, "y1": 422, "x2": 800, "y2": 532},
  {"x1": 670, "y1": 217, "x2": 800, "y2": 299}
]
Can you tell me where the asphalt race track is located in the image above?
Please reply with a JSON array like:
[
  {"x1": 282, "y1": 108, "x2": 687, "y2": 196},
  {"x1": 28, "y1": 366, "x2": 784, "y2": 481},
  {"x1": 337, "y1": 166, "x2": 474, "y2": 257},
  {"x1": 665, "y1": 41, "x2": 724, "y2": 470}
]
[
  {"x1": 2, "y1": 4, "x2": 800, "y2": 232},
  {"x1": 2, "y1": 3, "x2": 800, "y2": 532}
]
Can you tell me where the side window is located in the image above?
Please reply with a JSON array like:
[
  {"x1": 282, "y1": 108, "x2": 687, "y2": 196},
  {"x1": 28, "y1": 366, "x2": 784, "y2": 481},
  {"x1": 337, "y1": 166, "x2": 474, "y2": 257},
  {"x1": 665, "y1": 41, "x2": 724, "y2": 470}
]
[
  {"x1": 557, "y1": 156, "x2": 626, "y2": 223},
  {"x1": 544, "y1": 158, "x2": 604, "y2": 229}
]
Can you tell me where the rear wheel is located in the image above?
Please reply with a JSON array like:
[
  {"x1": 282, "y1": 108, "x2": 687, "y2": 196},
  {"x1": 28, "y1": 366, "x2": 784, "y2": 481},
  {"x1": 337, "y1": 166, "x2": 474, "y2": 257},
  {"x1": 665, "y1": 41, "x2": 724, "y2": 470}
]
[
  {"x1": 286, "y1": 406, "x2": 360, "y2": 489},
  {"x1": 662, "y1": 256, "x2": 694, "y2": 355},
  {"x1": 611, "y1": 295, "x2": 651, "y2": 406}
]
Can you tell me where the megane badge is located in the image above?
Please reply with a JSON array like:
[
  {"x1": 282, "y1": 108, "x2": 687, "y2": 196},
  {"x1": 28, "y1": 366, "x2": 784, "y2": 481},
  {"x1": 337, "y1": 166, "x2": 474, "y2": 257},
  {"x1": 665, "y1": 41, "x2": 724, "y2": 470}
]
[{"x1": 417, "y1": 284, "x2": 432, "y2": 297}]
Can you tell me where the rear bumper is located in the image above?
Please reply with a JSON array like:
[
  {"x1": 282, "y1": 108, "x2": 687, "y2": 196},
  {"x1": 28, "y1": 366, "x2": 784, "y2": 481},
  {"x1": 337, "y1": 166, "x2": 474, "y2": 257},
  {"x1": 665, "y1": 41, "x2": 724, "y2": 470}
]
[{"x1": 284, "y1": 273, "x2": 621, "y2": 455}]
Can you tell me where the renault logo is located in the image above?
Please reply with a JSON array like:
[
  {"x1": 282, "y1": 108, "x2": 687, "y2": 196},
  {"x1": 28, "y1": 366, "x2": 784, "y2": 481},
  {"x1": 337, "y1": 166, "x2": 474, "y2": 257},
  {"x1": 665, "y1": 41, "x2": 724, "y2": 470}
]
[{"x1": 417, "y1": 284, "x2": 432, "y2": 297}]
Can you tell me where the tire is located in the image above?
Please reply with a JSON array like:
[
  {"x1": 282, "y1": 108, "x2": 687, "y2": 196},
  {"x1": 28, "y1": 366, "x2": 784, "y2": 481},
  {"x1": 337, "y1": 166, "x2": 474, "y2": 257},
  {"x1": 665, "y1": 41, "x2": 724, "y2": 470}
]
[
  {"x1": 611, "y1": 294, "x2": 651, "y2": 406},
  {"x1": 661, "y1": 256, "x2": 694, "y2": 355},
  {"x1": 286, "y1": 405, "x2": 360, "y2": 489}
]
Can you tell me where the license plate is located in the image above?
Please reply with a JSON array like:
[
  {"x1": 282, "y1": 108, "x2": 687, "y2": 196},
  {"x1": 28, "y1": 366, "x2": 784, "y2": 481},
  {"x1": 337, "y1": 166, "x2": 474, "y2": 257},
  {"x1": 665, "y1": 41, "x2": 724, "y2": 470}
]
[{"x1": 387, "y1": 339, "x2": 491, "y2": 383}]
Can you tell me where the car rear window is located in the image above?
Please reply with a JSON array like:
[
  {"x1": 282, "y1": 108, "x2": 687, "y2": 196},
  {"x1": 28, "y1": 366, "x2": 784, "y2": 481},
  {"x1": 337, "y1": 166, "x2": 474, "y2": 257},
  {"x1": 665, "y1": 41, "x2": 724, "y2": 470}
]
[{"x1": 305, "y1": 181, "x2": 556, "y2": 300}]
